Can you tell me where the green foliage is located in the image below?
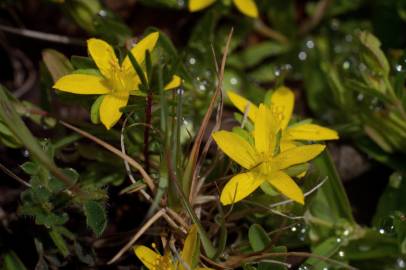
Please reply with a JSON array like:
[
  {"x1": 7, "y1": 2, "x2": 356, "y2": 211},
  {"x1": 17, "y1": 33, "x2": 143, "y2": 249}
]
[
  {"x1": 83, "y1": 201, "x2": 107, "y2": 237},
  {"x1": 0, "y1": 0, "x2": 406, "y2": 268}
]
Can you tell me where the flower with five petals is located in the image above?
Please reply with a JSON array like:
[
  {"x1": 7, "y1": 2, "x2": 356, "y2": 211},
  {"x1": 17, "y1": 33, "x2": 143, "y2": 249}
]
[
  {"x1": 53, "y1": 32, "x2": 181, "y2": 129},
  {"x1": 212, "y1": 104, "x2": 326, "y2": 205}
]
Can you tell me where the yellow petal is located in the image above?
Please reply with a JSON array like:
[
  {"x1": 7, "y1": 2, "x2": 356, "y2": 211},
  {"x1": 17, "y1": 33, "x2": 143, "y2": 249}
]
[
  {"x1": 99, "y1": 93, "x2": 129, "y2": 129},
  {"x1": 279, "y1": 140, "x2": 297, "y2": 152},
  {"x1": 268, "y1": 171, "x2": 304, "y2": 204},
  {"x1": 122, "y1": 32, "x2": 159, "y2": 71},
  {"x1": 212, "y1": 131, "x2": 260, "y2": 169},
  {"x1": 254, "y1": 104, "x2": 279, "y2": 155},
  {"x1": 233, "y1": 0, "x2": 258, "y2": 18},
  {"x1": 270, "y1": 86, "x2": 295, "y2": 129},
  {"x1": 227, "y1": 91, "x2": 258, "y2": 121},
  {"x1": 189, "y1": 0, "x2": 216, "y2": 12},
  {"x1": 87, "y1": 38, "x2": 119, "y2": 79},
  {"x1": 134, "y1": 245, "x2": 161, "y2": 269},
  {"x1": 180, "y1": 225, "x2": 198, "y2": 270},
  {"x1": 164, "y1": 75, "x2": 182, "y2": 90},
  {"x1": 220, "y1": 172, "x2": 265, "y2": 205},
  {"x1": 273, "y1": 144, "x2": 326, "y2": 170},
  {"x1": 53, "y1": 74, "x2": 110, "y2": 94},
  {"x1": 286, "y1": 123, "x2": 339, "y2": 141}
]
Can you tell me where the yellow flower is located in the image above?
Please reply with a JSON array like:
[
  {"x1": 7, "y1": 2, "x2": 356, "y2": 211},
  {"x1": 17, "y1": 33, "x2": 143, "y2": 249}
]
[
  {"x1": 134, "y1": 225, "x2": 213, "y2": 270},
  {"x1": 53, "y1": 32, "x2": 181, "y2": 129},
  {"x1": 212, "y1": 104, "x2": 326, "y2": 205},
  {"x1": 188, "y1": 0, "x2": 258, "y2": 18},
  {"x1": 227, "y1": 86, "x2": 339, "y2": 152}
]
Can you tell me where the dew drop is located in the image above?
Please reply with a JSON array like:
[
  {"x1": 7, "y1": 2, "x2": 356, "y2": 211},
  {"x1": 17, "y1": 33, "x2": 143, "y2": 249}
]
[
  {"x1": 298, "y1": 51, "x2": 307, "y2": 61},
  {"x1": 336, "y1": 237, "x2": 342, "y2": 243},
  {"x1": 230, "y1": 77, "x2": 238, "y2": 85},
  {"x1": 357, "y1": 93, "x2": 364, "y2": 101},
  {"x1": 379, "y1": 228, "x2": 385, "y2": 234},
  {"x1": 342, "y1": 61, "x2": 350, "y2": 70},
  {"x1": 283, "y1": 63, "x2": 293, "y2": 71},
  {"x1": 189, "y1": 57, "x2": 196, "y2": 65},
  {"x1": 22, "y1": 149, "x2": 30, "y2": 158},
  {"x1": 291, "y1": 226, "x2": 297, "y2": 232},
  {"x1": 298, "y1": 265, "x2": 309, "y2": 270},
  {"x1": 338, "y1": 250, "x2": 345, "y2": 257},
  {"x1": 176, "y1": 88, "x2": 184, "y2": 95},
  {"x1": 396, "y1": 64, "x2": 403, "y2": 72},
  {"x1": 98, "y1": 10, "x2": 107, "y2": 17},
  {"x1": 397, "y1": 258, "x2": 406, "y2": 268},
  {"x1": 306, "y1": 40, "x2": 315, "y2": 49}
]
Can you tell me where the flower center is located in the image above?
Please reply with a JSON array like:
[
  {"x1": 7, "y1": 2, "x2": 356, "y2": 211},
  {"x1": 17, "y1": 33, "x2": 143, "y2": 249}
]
[
  {"x1": 150, "y1": 254, "x2": 174, "y2": 270},
  {"x1": 109, "y1": 64, "x2": 130, "y2": 93},
  {"x1": 270, "y1": 105, "x2": 285, "y2": 124}
]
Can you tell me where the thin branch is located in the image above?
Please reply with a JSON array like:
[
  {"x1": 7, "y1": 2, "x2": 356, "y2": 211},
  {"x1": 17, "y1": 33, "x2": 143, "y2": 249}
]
[
  {"x1": 269, "y1": 177, "x2": 328, "y2": 208},
  {"x1": 253, "y1": 20, "x2": 289, "y2": 44},
  {"x1": 0, "y1": 24, "x2": 85, "y2": 45},
  {"x1": 108, "y1": 208, "x2": 166, "y2": 264},
  {"x1": 60, "y1": 121, "x2": 156, "y2": 192},
  {"x1": 0, "y1": 162, "x2": 31, "y2": 187},
  {"x1": 299, "y1": 0, "x2": 333, "y2": 35},
  {"x1": 121, "y1": 113, "x2": 137, "y2": 184}
]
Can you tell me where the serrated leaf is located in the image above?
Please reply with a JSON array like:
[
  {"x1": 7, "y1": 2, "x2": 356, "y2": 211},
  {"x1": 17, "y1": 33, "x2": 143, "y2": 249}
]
[{"x1": 83, "y1": 201, "x2": 107, "y2": 236}]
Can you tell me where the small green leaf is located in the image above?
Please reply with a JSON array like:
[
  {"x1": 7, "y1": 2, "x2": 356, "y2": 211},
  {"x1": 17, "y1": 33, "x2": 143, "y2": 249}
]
[
  {"x1": 42, "y1": 49, "x2": 74, "y2": 82},
  {"x1": 2, "y1": 251, "x2": 28, "y2": 270},
  {"x1": 90, "y1": 95, "x2": 104, "y2": 124},
  {"x1": 248, "y1": 224, "x2": 271, "y2": 252},
  {"x1": 83, "y1": 201, "x2": 107, "y2": 236},
  {"x1": 49, "y1": 229, "x2": 70, "y2": 257}
]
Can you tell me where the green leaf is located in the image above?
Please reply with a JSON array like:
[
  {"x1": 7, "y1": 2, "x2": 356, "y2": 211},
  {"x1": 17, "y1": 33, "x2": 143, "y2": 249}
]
[
  {"x1": 228, "y1": 41, "x2": 289, "y2": 69},
  {"x1": 310, "y1": 151, "x2": 355, "y2": 224},
  {"x1": 358, "y1": 31, "x2": 390, "y2": 76},
  {"x1": 248, "y1": 224, "x2": 271, "y2": 252},
  {"x1": 305, "y1": 237, "x2": 342, "y2": 269},
  {"x1": 0, "y1": 120, "x2": 22, "y2": 148},
  {"x1": 71, "y1": 56, "x2": 97, "y2": 70},
  {"x1": 373, "y1": 172, "x2": 406, "y2": 226},
  {"x1": 49, "y1": 229, "x2": 70, "y2": 257},
  {"x1": 42, "y1": 49, "x2": 74, "y2": 82},
  {"x1": 0, "y1": 86, "x2": 75, "y2": 189},
  {"x1": 2, "y1": 251, "x2": 28, "y2": 270},
  {"x1": 83, "y1": 201, "x2": 107, "y2": 236},
  {"x1": 127, "y1": 52, "x2": 148, "y2": 89},
  {"x1": 63, "y1": 0, "x2": 102, "y2": 33},
  {"x1": 90, "y1": 95, "x2": 104, "y2": 124}
]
